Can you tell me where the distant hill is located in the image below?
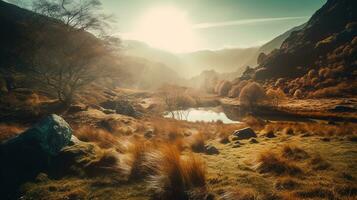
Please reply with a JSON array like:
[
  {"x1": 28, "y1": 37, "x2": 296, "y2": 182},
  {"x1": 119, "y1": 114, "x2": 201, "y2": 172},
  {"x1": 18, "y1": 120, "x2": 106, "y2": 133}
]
[
  {"x1": 123, "y1": 40, "x2": 260, "y2": 78},
  {"x1": 248, "y1": 0, "x2": 357, "y2": 80},
  {"x1": 178, "y1": 47, "x2": 259, "y2": 77},
  {"x1": 244, "y1": 23, "x2": 306, "y2": 67}
]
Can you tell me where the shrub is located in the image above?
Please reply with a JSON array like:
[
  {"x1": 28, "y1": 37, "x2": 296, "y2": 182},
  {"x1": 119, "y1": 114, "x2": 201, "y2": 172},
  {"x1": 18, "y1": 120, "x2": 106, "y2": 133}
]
[
  {"x1": 239, "y1": 82, "x2": 266, "y2": 107},
  {"x1": 266, "y1": 88, "x2": 286, "y2": 106},
  {"x1": 218, "y1": 81, "x2": 232, "y2": 96},
  {"x1": 293, "y1": 89, "x2": 303, "y2": 98},
  {"x1": 228, "y1": 80, "x2": 249, "y2": 98}
]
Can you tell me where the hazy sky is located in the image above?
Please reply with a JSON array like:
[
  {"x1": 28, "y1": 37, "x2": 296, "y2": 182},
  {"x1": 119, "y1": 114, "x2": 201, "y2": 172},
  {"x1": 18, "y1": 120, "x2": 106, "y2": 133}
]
[
  {"x1": 10, "y1": 0, "x2": 326, "y2": 52},
  {"x1": 102, "y1": 0, "x2": 326, "y2": 52}
]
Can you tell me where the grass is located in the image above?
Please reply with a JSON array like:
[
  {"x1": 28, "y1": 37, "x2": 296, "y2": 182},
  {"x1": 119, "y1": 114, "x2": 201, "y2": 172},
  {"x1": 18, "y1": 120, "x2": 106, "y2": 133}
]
[
  {"x1": 145, "y1": 145, "x2": 207, "y2": 200},
  {"x1": 281, "y1": 145, "x2": 309, "y2": 160},
  {"x1": 0, "y1": 123, "x2": 26, "y2": 142},
  {"x1": 254, "y1": 150, "x2": 303, "y2": 176},
  {"x1": 15, "y1": 116, "x2": 357, "y2": 200},
  {"x1": 74, "y1": 126, "x2": 123, "y2": 151}
]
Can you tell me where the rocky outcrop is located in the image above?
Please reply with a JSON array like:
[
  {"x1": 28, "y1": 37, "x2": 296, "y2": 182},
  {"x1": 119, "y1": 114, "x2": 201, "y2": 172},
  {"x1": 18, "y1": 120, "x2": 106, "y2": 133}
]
[
  {"x1": 0, "y1": 114, "x2": 72, "y2": 197},
  {"x1": 100, "y1": 99, "x2": 139, "y2": 117},
  {"x1": 233, "y1": 128, "x2": 257, "y2": 140},
  {"x1": 247, "y1": 0, "x2": 357, "y2": 80}
]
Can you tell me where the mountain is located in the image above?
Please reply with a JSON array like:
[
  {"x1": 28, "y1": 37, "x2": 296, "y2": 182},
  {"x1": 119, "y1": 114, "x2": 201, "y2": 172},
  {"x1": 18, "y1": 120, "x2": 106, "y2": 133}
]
[
  {"x1": 123, "y1": 40, "x2": 260, "y2": 78},
  {"x1": 179, "y1": 47, "x2": 259, "y2": 77},
  {"x1": 244, "y1": 23, "x2": 306, "y2": 67},
  {"x1": 248, "y1": 0, "x2": 357, "y2": 80},
  {"x1": 259, "y1": 23, "x2": 306, "y2": 55}
]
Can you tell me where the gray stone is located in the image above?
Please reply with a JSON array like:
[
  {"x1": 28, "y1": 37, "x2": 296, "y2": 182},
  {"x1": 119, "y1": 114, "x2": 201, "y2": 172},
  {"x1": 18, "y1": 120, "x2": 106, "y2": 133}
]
[
  {"x1": 205, "y1": 145, "x2": 219, "y2": 155},
  {"x1": 2, "y1": 114, "x2": 72, "y2": 156},
  {"x1": 0, "y1": 114, "x2": 73, "y2": 193},
  {"x1": 233, "y1": 128, "x2": 257, "y2": 140},
  {"x1": 250, "y1": 138, "x2": 259, "y2": 144}
]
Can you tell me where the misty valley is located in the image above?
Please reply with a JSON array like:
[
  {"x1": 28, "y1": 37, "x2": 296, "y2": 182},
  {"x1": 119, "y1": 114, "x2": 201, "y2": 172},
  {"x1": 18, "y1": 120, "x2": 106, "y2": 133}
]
[{"x1": 0, "y1": 0, "x2": 356, "y2": 200}]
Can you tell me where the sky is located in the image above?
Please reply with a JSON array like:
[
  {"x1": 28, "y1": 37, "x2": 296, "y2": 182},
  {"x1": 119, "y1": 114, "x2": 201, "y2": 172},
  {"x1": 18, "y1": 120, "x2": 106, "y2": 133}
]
[
  {"x1": 9, "y1": 0, "x2": 326, "y2": 52},
  {"x1": 102, "y1": 0, "x2": 326, "y2": 52}
]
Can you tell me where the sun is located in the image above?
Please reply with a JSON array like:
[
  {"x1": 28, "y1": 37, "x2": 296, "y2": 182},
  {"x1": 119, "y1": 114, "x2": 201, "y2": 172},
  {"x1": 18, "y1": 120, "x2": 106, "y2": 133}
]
[{"x1": 128, "y1": 6, "x2": 198, "y2": 52}]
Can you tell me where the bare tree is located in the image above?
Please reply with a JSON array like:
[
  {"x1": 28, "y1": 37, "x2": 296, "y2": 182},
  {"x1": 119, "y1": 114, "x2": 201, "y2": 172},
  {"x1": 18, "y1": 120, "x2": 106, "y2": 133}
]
[
  {"x1": 159, "y1": 85, "x2": 195, "y2": 120},
  {"x1": 26, "y1": 0, "x2": 118, "y2": 105}
]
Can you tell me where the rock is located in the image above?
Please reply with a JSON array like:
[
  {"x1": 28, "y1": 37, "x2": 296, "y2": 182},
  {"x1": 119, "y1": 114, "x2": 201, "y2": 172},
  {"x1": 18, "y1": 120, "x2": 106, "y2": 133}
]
[
  {"x1": 250, "y1": 138, "x2": 259, "y2": 143},
  {"x1": 329, "y1": 105, "x2": 356, "y2": 113},
  {"x1": 100, "y1": 99, "x2": 139, "y2": 117},
  {"x1": 232, "y1": 144, "x2": 241, "y2": 148},
  {"x1": 205, "y1": 145, "x2": 219, "y2": 155},
  {"x1": 232, "y1": 128, "x2": 257, "y2": 140},
  {"x1": 265, "y1": 131, "x2": 276, "y2": 138},
  {"x1": 0, "y1": 114, "x2": 72, "y2": 195},
  {"x1": 67, "y1": 103, "x2": 88, "y2": 114},
  {"x1": 102, "y1": 109, "x2": 116, "y2": 114},
  {"x1": 219, "y1": 137, "x2": 230, "y2": 144}
]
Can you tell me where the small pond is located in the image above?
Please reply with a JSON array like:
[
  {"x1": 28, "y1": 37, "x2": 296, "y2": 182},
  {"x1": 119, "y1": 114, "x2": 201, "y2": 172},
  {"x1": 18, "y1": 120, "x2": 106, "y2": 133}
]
[{"x1": 163, "y1": 107, "x2": 241, "y2": 123}]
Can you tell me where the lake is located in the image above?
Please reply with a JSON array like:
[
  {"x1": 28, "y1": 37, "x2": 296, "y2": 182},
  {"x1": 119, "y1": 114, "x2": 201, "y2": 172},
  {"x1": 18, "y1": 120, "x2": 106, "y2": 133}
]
[{"x1": 163, "y1": 107, "x2": 241, "y2": 123}]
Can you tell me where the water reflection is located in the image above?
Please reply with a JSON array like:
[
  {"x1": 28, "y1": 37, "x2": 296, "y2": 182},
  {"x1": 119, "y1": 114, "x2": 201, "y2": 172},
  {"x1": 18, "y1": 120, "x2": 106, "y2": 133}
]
[{"x1": 164, "y1": 107, "x2": 241, "y2": 123}]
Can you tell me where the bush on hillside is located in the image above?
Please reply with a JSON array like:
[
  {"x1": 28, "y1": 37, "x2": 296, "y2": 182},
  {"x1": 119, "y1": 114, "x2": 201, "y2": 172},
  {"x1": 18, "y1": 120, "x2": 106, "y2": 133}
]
[{"x1": 239, "y1": 82, "x2": 266, "y2": 107}]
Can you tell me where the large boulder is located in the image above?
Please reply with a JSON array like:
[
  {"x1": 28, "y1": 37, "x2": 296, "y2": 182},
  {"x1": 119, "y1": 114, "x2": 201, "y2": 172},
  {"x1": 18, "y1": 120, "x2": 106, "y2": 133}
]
[
  {"x1": 100, "y1": 99, "x2": 139, "y2": 117},
  {"x1": 232, "y1": 128, "x2": 257, "y2": 140},
  {"x1": 0, "y1": 114, "x2": 72, "y2": 197}
]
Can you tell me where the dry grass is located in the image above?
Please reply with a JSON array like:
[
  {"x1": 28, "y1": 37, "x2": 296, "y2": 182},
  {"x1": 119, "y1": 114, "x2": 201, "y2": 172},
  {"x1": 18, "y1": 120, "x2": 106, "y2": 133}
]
[
  {"x1": 309, "y1": 154, "x2": 331, "y2": 171},
  {"x1": 263, "y1": 122, "x2": 356, "y2": 137},
  {"x1": 242, "y1": 115, "x2": 266, "y2": 130},
  {"x1": 145, "y1": 145, "x2": 207, "y2": 200},
  {"x1": 254, "y1": 150, "x2": 303, "y2": 176},
  {"x1": 119, "y1": 139, "x2": 154, "y2": 180},
  {"x1": 281, "y1": 145, "x2": 309, "y2": 160},
  {"x1": 189, "y1": 132, "x2": 206, "y2": 153},
  {"x1": 74, "y1": 126, "x2": 122, "y2": 151},
  {"x1": 220, "y1": 188, "x2": 257, "y2": 200},
  {"x1": 0, "y1": 123, "x2": 26, "y2": 142},
  {"x1": 275, "y1": 178, "x2": 301, "y2": 190}
]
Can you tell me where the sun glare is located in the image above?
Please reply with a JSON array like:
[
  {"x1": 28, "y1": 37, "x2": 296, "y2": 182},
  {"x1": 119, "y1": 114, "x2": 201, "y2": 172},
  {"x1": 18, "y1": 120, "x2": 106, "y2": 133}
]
[{"x1": 128, "y1": 6, "x2": 198, "y2": 52}]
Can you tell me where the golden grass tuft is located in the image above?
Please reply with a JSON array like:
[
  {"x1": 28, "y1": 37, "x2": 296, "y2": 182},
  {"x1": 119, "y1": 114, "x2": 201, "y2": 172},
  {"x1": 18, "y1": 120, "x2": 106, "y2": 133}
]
[
  {"x1": 309, "y1": 154, "x2": 331, "y2": 171},
  {"x1": 275, "y1": 178, "x2": 301, "y2": 190},
  {"x1": 120, "y1": 139, "x2": 154, "y2": 180},
  {"x1": 220, "y1": 188, "x2": 257, "y2": 200},
  {"x1": 74, "y1": 126, "x2": 122, "y2": 151},
  {"x1": 281, "y1": 145, "x2": 309, "y2": 160},
  {"x1": 254, "y1": 150, "x2": 303, "y2": 176},
  {"x1": 189, "y1": 132, "x2": 206, "y2": 153},
  {"x1": 145, "y1": 145, "x2": 207, "y2": 200},
  {"x1": 0, "y1": 123, "x2": 26, "y2": 142}
]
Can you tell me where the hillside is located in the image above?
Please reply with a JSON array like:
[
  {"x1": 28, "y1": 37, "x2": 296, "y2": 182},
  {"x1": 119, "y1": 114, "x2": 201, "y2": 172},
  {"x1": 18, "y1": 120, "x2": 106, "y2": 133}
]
[
  {"x1": 250, "y1": 0, "x2": 357, "y2": 80},
  {"x1": 238, "y1": 0, "x2": 357, "y2": 98},
  {"x1": 244, "y1": 23, "x2": 306, "y2": 68},
  {"x1": 0, "y1": 0, "x2": 179, "y2": 90}
]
